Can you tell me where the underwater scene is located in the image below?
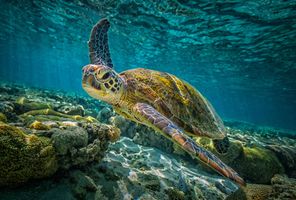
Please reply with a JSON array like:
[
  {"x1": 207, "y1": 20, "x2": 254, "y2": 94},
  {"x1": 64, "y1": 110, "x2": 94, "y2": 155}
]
[{"x1": 0, "y1": 0, "x2": 295, "y2": 199}]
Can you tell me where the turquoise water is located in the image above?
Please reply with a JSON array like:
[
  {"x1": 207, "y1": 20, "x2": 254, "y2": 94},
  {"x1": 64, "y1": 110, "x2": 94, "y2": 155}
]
[
  {"x1": 0, "y1": 1, "x2": 295, "y2": 129},
  {"x1": 0, "y1": 1, "x2": 296, "y2": 199}
]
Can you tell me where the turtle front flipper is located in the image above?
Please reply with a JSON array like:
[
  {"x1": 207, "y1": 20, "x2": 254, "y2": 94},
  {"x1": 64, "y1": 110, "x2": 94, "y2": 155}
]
[
  {"x1": 88, "y1": 18, "x2": 113, "y2": 68},
  {"x1": 133, "y1": 103, "x2": 245, "y2": 186}
]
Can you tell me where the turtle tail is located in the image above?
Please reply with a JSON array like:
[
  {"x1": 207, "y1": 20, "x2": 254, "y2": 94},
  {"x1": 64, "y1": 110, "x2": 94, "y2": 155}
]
[{"x1": 213, "y1": 136, "x2": 230, "y2": 154}]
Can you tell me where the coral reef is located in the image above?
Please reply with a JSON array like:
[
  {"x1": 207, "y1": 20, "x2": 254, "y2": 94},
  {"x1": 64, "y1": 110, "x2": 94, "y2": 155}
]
[
  {"x1": 51, "y1": 122, "x2": 118, "y2": 170},
  {"x1": 233, "y1": 147, "x2": 284, "y2": 184},
  {"x1": 268, "y1": 174, "x2": 296, "y2": 200},
  {"x1": 0, "y1": 119, "x2": 118, "y2": 187},
  {"x1": 15, "y1": 97, "x2": 51, "y2": 114},
  {"x1": 0, "y1": 112, "x2": 7, "y2": 123},
  {"x1": 110, "y1": 114, "x2": 286, "y2": 185},
  {"x1": 243, "y1": 184, "x2": 272, "y2": 200},
  {"x1": 0, "y1": 83, "x2": 295, "y2": 200},
  {"x1": 165, "y1": 188, "x2": 185, "y2": 200},
  {"x1": 226, "y1": 183, "x2": 272, "y2": 200},
  {"x1": 109, "y1": 114, "x2": 175, "y2": 154},
  {"x1": 0, "y1": 122, "x2": 58, "y2": 187},
  {"x1": 57, "y1": 104, "x2": 85, "y2": 116},
  {"x1": 29, "y1": 120, "x2": 51, "y2": 130},
  {"x1": 0, "y1": 83, "x2": 120, "y2": 187},
  {"x1": 197, "y1": 138, "x2": 284, "y2": 184},
  {"x1": 266, "y1": 145, "x2": 296, "y2": 178}
]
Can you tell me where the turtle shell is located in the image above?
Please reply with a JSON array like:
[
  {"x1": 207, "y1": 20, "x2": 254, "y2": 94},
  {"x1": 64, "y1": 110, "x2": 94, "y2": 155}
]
[{"x1": 119, "y1": 68, "x2": 226, "y2": 139}]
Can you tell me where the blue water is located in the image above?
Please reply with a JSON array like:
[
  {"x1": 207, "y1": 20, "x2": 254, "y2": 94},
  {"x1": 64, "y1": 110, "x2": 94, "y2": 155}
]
[{"x1": 0, "y1": 0, "x2": 295, "y2": 130}]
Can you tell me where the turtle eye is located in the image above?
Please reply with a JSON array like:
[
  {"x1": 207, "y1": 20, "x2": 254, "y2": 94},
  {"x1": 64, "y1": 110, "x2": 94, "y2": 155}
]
[{"x1": 102, "y1": 72, "x2": 111, "y2": 80}]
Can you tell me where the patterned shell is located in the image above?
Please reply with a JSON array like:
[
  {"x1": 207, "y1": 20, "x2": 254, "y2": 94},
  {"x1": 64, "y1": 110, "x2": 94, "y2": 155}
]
[{"x1": 119, "y1": 68, "x2": 227, "y2": 139}]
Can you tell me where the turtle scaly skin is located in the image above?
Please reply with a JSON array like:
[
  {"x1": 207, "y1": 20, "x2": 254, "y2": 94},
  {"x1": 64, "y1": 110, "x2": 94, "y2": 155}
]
[{"x1": 82, "y1": 18, "x2": 245, "y2": 186}]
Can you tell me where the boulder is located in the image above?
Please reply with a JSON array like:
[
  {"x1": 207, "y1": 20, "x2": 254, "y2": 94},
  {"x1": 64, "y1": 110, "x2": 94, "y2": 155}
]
[
  {"x1": 197, "y1": 138, "x2": 284, "y2": 184},
  {"x1": 0, "y1": 112, "x2": 7, "y2": 123},
  {"x1": 233, "y1": 147, "x2": 284, "y2": 184},
  {"x1": 268, "y1": 174, "x2": 296, "y2": 200},
  {"x1": 266, "y1": 145, "x2": 296, "y2": 178},
  {"x1": 57, "y1": 105, "x2": 85, "y2": 116},
  {"x1": 0, "y1": 122, "x2": 58, "y2": 187},
  {"x1": 14, "y1": 97, "x2": 51, "y2": 114},
  {"x1": 50, "y1": 123, "x2": 119, "y2": 170},
  {"x1": 51, "y1": 126, "x2": 88, "y2": 156}
]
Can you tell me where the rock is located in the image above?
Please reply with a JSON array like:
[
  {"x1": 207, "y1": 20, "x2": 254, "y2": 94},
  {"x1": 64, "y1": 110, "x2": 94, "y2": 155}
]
[
  {"x1": 110, "y1": 115, "x2": 129, "y2": 133},
  {"x1": 0, "y1": 101, "x2": 14, "y2": 114},
  {"x1": 225, "y1": 187, "x2": 247, "y2": 200},
  {"x1": 106, "y1": 125, "x2": 121, "y2": 142},
  {"x1": 199, "y1": 138, "x2": 285, "y2": 184},
  {"x1": 14, "y1": 97, "x2": 51, "y2": 114},
  {"x1": 50, "y1": 122, "x2": 116, "y2": 169},
  {"x1": 0, "y1": 101, "x2": 14, "y2": 117},
  {"x1": 266, "y1": 145, "x2": 296, "y2": 178},
  {"x1": 244, "y1": 184, "x2": 272, "y2": 200},
  {"x1": 0, "y1": 112, "x2": 7, "y2": 123},
  {"x1": 215, "y1": 180, "x2": 238, "y2": 195},
  {"x1": 58, "y1": 105, "x2": 85, "y2": 116},
  {"x1": 105, "y1": 137, "x2": 238, "y2": 199},
  {"x1": 233, "y1": 147, "x2": 285, "y2": 184},
  {"x1": 165, "y1": 188, "x2": 185, "y2": 200},
  {"x1": 21, "y1": 109, "x2": 98, "y2": 123},
  {"x1": 70, "y1": 170, "x2": 98, "y2": 199},
  {"x1": 268, "y1": 174, "x2": 296, "y2": 200},
  {"x1": 51, "y1": 126, "x2": 88, "y2": 156},
  {"x1": 0, "y1": 101, "x2": 18, "y2": 122},
  {"x1": 97, "y1": 106, "x2": 114, "y2": 123},
  {"x1": 94, "y1": 185, "x2": 109, "y2": 200},
  {"x1": 0, "y1": 122, "x2": 58, "y2": 187},
  {"x1": 226, "y1": 184, "x2": 272, "y2": 200},
  {"x1": 111, "y1": 116, "x2": 176, "y2": 155},
  {"x1": 0, "y1": 85, "x2": 19, "y2": 95},
  {"x1": 29, "y1": 120, "x2": 51, "y2": 130}
]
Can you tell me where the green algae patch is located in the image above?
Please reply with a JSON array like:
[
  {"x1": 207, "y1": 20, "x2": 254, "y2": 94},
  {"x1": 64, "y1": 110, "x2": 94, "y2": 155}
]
[
  {"x1": 29, "y1": 120, "x2": 51, "y2": 130},
  {"x1": 0, "y1": 122, "x2": 58, "y2": 187},
  {"x1": 15, "y1": 97, "x2": 52, "y2": 114},
  {"x1": 196, "y1": 137, "x2": 284, "y2": 184},
  {"x1": 21, "y1": 109, "x2": 98, "y2": 123},
  {"x1": 165, "y1": 188, "x2": 185, "y2": 200},
  {"x1": 0, "y1": 112, "x2": 7, "y2": 123},
  {"x1": 233, "y1": 147, "x2": 285, "y2": 184}
]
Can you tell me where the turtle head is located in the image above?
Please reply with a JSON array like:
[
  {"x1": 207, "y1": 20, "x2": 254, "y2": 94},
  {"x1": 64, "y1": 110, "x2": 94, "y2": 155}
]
[{"x1": 82, "y1": 64, "x2": 124, "y2": 104}]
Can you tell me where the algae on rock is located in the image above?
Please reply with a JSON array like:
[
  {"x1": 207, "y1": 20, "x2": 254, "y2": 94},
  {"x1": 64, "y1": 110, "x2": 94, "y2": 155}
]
[
  {"x1": 21, "y1": 109, "x2": 98, "y2": 123},
  {"x1": 233, "y1": 147, "x2": 284, "y2": 184},
  {"x1": 50, "y1": 122, "x2": 120, "y2": 170},
  {"x1": 196, "y1": 137, "x2": 284, "y2": 184},
  {"x1": 0, "y1": 112, "x2": 7, "y2": 123},
  {"x1": 0, "y1": 122, "x2": 58, "y2": 187},
  {"x1": 15, "y1": 97, "x2": 51, "y2": 114},
  {"x1": 269, "y1": 174, "x2": 296, "y2": 200}
]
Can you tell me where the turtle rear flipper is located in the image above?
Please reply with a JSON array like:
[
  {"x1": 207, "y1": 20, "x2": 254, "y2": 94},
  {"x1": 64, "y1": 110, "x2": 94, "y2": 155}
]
[
  {"x1": 88, "y1": 18, "x2": 113, "y2": 68},
  {"x1": 132, "y1": 103, "x2": 245, "y2": 186}
]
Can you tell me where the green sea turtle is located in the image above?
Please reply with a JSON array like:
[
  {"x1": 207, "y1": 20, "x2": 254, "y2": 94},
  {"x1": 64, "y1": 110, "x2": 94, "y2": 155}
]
[{"x1": 82, "y1": 19, "x2": 245, "y2": 186}]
